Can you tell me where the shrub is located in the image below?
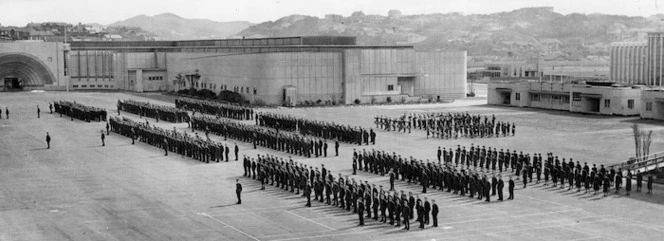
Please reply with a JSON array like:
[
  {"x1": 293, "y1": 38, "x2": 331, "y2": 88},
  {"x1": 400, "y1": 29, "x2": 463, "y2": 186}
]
[
  {"x1": 354, "y1": 99, "x2": 361, "y2": 105},
  {"x1": 197, "y1": 89, "x2": 217, "y2": 99},
  {"x1": 218, "y1": 90, "x2": 244, "y2": 103},
  {"x1": 316, "y1": 99, "x2": 322, "y2": 104},
  {"x1": 386, "y1": 97, "x2": 392, "y2": 103},
  {"x1": 370, "y1": 96, "x2": 376, "y2": 104}
]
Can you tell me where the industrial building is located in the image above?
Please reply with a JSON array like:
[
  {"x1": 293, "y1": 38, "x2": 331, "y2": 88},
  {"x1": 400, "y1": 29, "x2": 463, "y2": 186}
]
[
  {"x1": 0, "y1": 36, "x2": 467, "y2": 106},
  {"x1": 609, "y1": 32, "x2": 664, "y2": 86},
  {"x1": 488, "y1": 80, "x2": 642, "y2": 116}
]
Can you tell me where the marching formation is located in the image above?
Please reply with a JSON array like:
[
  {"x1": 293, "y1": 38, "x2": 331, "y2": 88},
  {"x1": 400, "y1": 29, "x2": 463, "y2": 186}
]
[
  {"x1": 53, "y1": 100, "x2": 107, "y2": 122},
  {"x1": 109, "y1": 116, "x2": 238, "y2": 162},
  {"x1": 117, "y1": 99, "x2": 189, "y2": 123},
  {"x1": 191, "y1": 115, "x2": 329, "y2": 158},
  {"x1": 258, "y1": 112, "x2": 376, "y2": 145},
  {"x1": 375, "y1": 112, "x2": 514, "y2": 139},
  {"x1": 175, "y1": 97, "x2": 253, "y2": 120},
  {"x1": 244, "y1": 155, "x2": 440, "y2": 230}
]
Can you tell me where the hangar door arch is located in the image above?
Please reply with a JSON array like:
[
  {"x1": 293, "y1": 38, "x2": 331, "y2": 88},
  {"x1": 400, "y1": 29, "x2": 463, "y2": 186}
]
[{"x1": 0, "y1": 53, "x2": 55, "y2": 89}]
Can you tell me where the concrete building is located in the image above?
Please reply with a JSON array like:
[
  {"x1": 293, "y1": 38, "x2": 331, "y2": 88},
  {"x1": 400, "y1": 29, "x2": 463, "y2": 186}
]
[
  {"x1": 610, "y1": 32, "x2": 664, "y2": 86},
  {"x1": 56, "y1": 36, "x2": 467, "y2": 105},
  {"x1": 641, "y1": 89, "x2": 664, "y2": 120},
  {"x1": 0, "y1": 41, "x2": 69, "y2": 90},
  {"x1": 647, "y1": 32, "x2": 664, "y2": 87},
  {"x1": 488, "y1": 80, "x2": 642, "y2": 116},
  {"x1": 610, "y1": 42, "x2": 648, "y2": 85}
]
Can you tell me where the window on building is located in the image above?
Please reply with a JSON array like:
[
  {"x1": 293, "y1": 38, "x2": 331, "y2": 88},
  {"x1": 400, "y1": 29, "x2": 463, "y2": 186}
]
[
  {"x1": 532, "y1": 94, "x2": 540, "y2": 102},
  {"x1": 604, "y1": 99, "x2": 610, "y2": 108},
  {"x1": 515, "y1": 93, "x2": 520, "y2": 101},
  {"x1": 241, "y1": 87, "x2": 244, "y2": 93},
  {"x1": 105, "y1": 85, "x2": 109, "y2": 88},
  {"x1": 72, "y1": 85, "x2": 78, "y2": 88},
  {"x1": 646, "y1": 102, "x2": 653, "y2": 111},
  {"x1": 81, "y1": 85, "x2": 87, "y2": 87},
  {"x1": 97, "y1": 85, "x2": 102, "y2": 87},
  {"x1": 562, "y1": 96, "x2": 570, "y2": 104},
  {"x1": 388, "y1": 85, "x2": 394, "y2": 91},
  {"x1": 254, "y1": 87, "x2": 257, "y2": 95},
  {"x1": 572, "y1": 92, "x2": 581, "y2": 101},
  {"x1": 628, "y1": 99, "x2": 634, "y2": 109}
]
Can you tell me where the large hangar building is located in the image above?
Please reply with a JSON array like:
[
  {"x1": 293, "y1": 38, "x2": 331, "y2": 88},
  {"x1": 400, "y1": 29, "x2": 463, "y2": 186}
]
[{"x1": 2, "y1": 36, "x2": 467, "y2": 105}]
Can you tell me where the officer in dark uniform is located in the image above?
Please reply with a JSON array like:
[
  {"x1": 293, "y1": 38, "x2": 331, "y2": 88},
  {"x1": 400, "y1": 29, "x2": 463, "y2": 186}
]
[
  {"x1": 402, "y1": 201, "x2": 410, "y2": 230},
  {"x1": 46, "y1": 132, "x2": 51, "y2": 149},
  {"x1": 236, "y1": 179, "x2": 243, "y2": 204},
  {"x1": 636, "y1": 170, "x2": 643, "y2": 192},
  {"x1": 335, "y1": 141, "x2": 339, "y2": 156},
  {"x1": 100, "y1": 130, "x2": 105, "y2": 146},
  {"x1": 37, "y1": 105, "x2": 40, "y2": 118},
  {"x1": 497, "y1": 175, "x2": 504, "y2": 201},
  {"x1": 234, "y1": 143, "x2": 239, "y2": 161},
  {"x1": 424, "y1": 197, "x2": 431, "y2": 225},
  {"x1": 357, "y1": 197, "x2": 365, "y2": 226},
  {"x1": 431, "y1": 199, "x2": 438, "y2": 227},
  {"x1": 508, "y1": 176, "x2": 515, "y2": 200}
]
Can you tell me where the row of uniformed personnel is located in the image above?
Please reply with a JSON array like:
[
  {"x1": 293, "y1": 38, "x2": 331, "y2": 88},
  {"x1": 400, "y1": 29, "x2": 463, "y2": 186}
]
[
  {"x1": 244, "y1": 154, "x2": 440, "y2": 230},
  {"x1": 53, "y1": 100, "x2": 107, "y2": 122},
  {"x1": 109, "y1": 116, "x2": 239, "y2": 162},
  {"x1": 375, "y1": 112, "x2": 514, "y2": 139},
  {"x1": 353, "y1": 149, "x2": 516, "y2": 201},
  {"x1": 191, "y1": 115, "x2": 330, "y2": 158},
  {"x1": 117, "y1": 99, "x2": 189, "y2": 123},
  {"x1": 175, "y1": 97, "x2": 253, "y2": 120},
  {"x1": 257, "y1": 112, "x2": 377, "y2": 145}
]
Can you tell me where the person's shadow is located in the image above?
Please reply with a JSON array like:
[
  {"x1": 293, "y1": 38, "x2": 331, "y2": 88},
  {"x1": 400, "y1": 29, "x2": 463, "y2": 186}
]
[{"x1": 210, "y1": 203, "x2": 237, "y2": 209}]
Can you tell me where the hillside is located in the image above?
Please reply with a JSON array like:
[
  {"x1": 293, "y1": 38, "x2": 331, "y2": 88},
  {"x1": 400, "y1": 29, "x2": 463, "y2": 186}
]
[
  {"x1": 109, "y1": 13, "x2": 252, "y2": 40},
  {"x1": 239, "y1": 7, "x2": 664, "y2": 59}
]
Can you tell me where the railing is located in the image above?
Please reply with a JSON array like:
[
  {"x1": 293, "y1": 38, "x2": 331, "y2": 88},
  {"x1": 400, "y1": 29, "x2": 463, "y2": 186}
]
[{"x1": 606, "y1": 151, "x2": 664, "y2": 174}]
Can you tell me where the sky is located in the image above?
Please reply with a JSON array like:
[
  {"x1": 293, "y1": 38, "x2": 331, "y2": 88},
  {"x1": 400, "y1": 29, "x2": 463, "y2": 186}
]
[{"x1": 0, "y1": 0, "x2": 662, "y2": 26}]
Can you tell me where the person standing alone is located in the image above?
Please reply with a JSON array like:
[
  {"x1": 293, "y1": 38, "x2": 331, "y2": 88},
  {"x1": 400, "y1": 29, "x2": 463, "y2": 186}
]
[
  {"x1": 100, "y1": 130, "x2": 105, "y2": 146},
  {"x1": 236, "y1": 179, "x2": 243, "y2": 204},
  {"x1": 46, "y1": 132, "x2": 51, "y2": 149}
]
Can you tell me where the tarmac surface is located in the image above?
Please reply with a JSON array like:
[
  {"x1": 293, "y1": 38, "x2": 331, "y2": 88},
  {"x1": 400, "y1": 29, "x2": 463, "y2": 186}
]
[{"x1": 2, "y1": 89, "x2": 664, "y2": 241}]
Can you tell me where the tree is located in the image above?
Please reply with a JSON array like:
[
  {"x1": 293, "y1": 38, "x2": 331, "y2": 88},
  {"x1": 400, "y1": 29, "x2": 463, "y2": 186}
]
[
  {"x1": 632, "y1": 124, "x2": 654, "y2": 165},
  {"x1": 173, "y1": 73, "x2": 186, "y2": 90}
]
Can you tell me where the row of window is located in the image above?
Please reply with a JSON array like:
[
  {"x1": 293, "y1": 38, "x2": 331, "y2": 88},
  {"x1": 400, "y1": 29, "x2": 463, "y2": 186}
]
[
  {"x1": 530, "y1": 94, "x2": 570, "y2": 104},
  {"x1": 147, "y1": 76, "x2": 164, "y2": 81},
  {"x1": 198, "y1": 82, "x2": 257, "y2": 95},
  {"x1": 72, "y1": 85, "x2": 114, "y2": 88},
  {"x1": 71, "y1": 76, "x2": 115, "y2": 80}
]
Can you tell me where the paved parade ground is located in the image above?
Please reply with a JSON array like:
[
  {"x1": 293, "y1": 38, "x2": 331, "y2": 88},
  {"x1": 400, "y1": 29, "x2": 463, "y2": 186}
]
[{"x1": 2, "y1": 89, "x2": 664, "y2": 240}]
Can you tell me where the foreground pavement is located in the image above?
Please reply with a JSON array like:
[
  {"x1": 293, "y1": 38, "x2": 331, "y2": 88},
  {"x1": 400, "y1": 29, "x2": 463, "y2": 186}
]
[{"x1": 1, "y1": 90, "x2": 664, "y2": 240}]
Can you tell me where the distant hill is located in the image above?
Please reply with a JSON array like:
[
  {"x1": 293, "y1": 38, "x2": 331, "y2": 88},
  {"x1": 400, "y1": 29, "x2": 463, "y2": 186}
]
[
  {"x1": 238, "y1": 7, "x2": 664, "y2": 58},
  {"x1": 109, "y1": 13, "x2": 252, "y2": 40}
]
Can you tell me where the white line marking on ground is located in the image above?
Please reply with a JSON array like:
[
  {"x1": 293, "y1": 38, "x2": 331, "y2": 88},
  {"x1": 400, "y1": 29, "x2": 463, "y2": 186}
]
[
  {"x1": 197, "y1": 212, "x2": 260, "y2": 241},
  {"x1": 271, "y1": 229, "x2": 377, "y2": 241},
  {"x1": 284, "y1": 210, "x2": 336, "y2": 231}
]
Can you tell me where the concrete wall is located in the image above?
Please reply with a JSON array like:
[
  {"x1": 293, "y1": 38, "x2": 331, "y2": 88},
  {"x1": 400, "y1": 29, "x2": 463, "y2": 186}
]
[
  {"x1": 641, "y1": 90, "x2": 664, "y2": 120},
  {"x1": 167, "y1": 52, "x2": 344, "y2": 105},
  {"x1": 569, "y1": 85, "x2": 641, "y2": 116},
  {"x1": 415, "y1": 51, "x2": 467, "y2": 99},
  {"x1": 528, "y1": 82, "x2": 570, "y2": 111},
  {"x1": 487, "y1": 81, "x2": 530, "y2": 107},
  {"x1": 610, "y1": 43, "x2": 648, "y2": 85},
  {"x1": 69, "y1": 50, "x2": 116, "y2": 90},
  {"x1": 0, "y1": 42, "x2": 67, "y2": 89}
]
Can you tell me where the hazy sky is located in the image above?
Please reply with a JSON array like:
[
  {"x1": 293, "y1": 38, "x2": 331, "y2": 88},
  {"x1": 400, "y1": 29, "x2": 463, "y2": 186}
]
[{"x1": 0, "y1": 0, "x2": 662, "y2": 26}]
